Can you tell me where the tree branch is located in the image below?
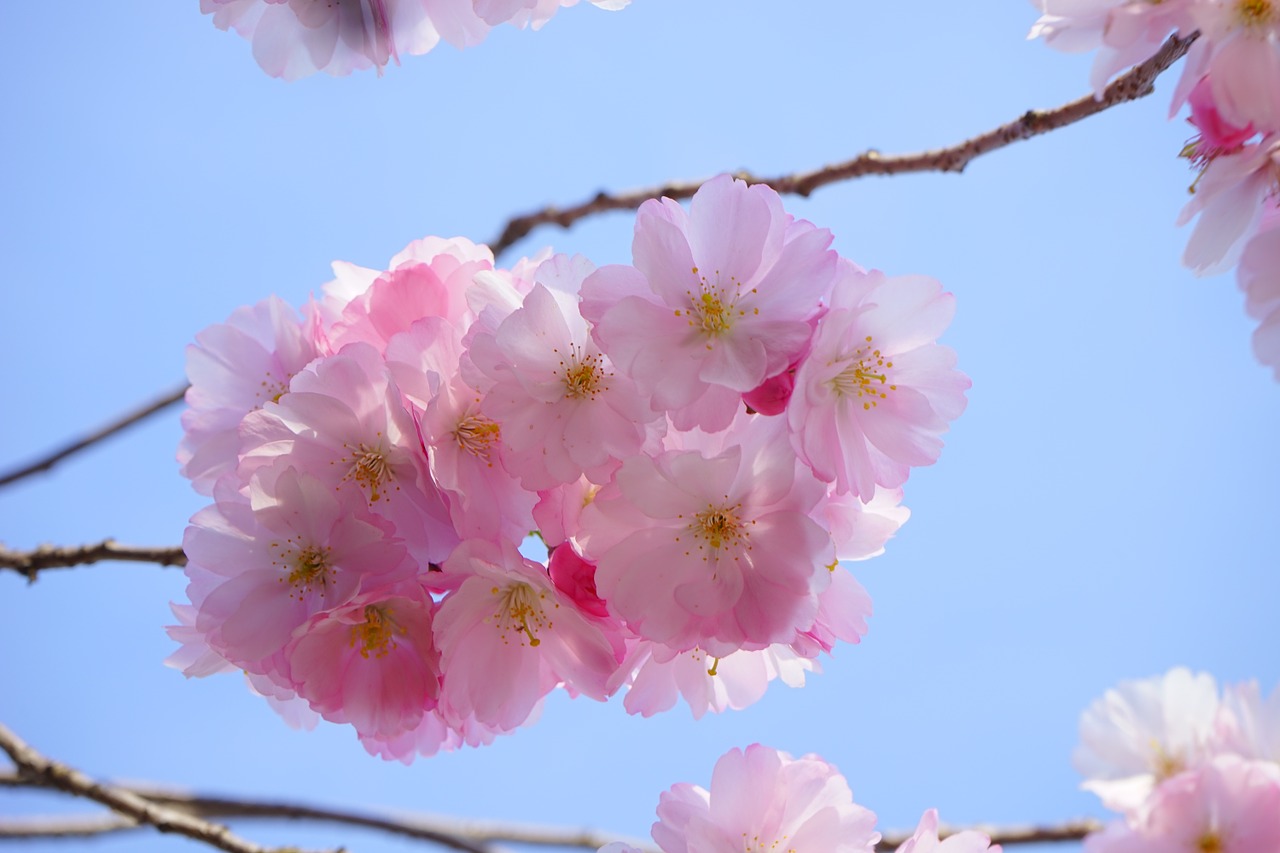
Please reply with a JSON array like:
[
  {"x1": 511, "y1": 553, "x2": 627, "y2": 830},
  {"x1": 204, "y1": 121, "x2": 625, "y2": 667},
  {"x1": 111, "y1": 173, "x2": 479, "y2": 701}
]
[
  {"x1": 0, "y1": 724, "x2": 334, "y2": 853},
  {"x1": 0, "y1": 540, "x2": 186, "y2": 582},
  {"x1": 0, "y1": 383, "x2": 188, "y2": 489},
  {"x1": 489, "y1": 33, "x2": 1196, "y2": 256},
  {"x1": 0, "y1": 771, "x2": 1101, "y2": 850}
]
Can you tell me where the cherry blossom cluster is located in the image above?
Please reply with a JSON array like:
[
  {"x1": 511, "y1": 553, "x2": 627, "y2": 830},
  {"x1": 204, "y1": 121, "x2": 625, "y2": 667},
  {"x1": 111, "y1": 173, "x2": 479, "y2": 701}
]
[
  {"x1": 201, "y1": 0, "x2": 629, "y2": 79},
  {"x1": 1074, "y1": 667, "x2": 1280, "y2": 852},
  {"x1": 169, "y1": 174, "x2": 969, "y2": 761},
  {"x1": 1029, "y1": 0, "x2": 1280, "y2": 379},
  {"x1": 594, "y1": 743, "x2": 1002, "y2": 853}
]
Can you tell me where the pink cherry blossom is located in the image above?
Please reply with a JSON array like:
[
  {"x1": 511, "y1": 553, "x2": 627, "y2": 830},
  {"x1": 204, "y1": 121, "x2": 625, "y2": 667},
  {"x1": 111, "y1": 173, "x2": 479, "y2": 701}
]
[
  {"x1": 1186, "y1": 76, "x2": 1258, "y2": 165},
  {"x1": 824, "y1": 486, "x2": 910, "y2": 562},
  {"x1": 1184, "y1": 0, "x2": 1280, "y2": 132},
  {"x1": 356, "y1": 701, "x2": 515, "y2": 763},
  {"x1": 613, "y1": 640, "x2": 817, "y2": 719},
  {"x1": 181, "y1": 466, "x2": 417, "y2": 675},
  {"x1": 895, "y1": 809, "x2": 1002, "y2": 853},
  {"x1": 238, "y1": 342, "x2": 459, "y2": 564},
  {"x1": 201, "y1": 0, "x2": 447, "y2": 80},
  {"x1": 1237, "y1": 201, "x2": 1280, "y2": 379},
  {"x1": 651, "y1": 744, "x2": 880, "y2": 853},
  {"x1": 245, "y1": 671, "x2": 321, "y2": 731},
  {"x1": 471, "y1": 257, "x2": 662, "y2": 489},
  {"x1": 578, "y1": 414, "x2": 834, "y2": 656},
  {"x1": 1219, "y1": 677, "x2": 1280, "y2": 762},
  {"x1": 1028, "y1": 1, "x2": 1126, "y2": 57},
  {"x1": 1178, "y1": 134, "x2": 1279, "y2": 275},
  {"x1": 327, "y1": 261, "x2": 478, "y2": 356},
  {"x1": 204, "y1": 0, "x2": 630, "y2": 77},
  {"x1": 1074, "y1": 667, "x2": 1225, "y2": 814},
  {"x1": 547, "y1": 543, "x2": 609, "y2": 619},
  {"x1": 1028, "y1": 0, "x2": 1192, "y2": 96},
  {"x1": 165, "y1": 601, "x2": 237, "y2": 679},
  {"x1": 320, "y1": 236, "x2": 493, "y2": 316},
  {"x1": 788, "y1": 262, "x2": 969, "y2": 499},
  {"x1": 581, "y1": 174, "x2": 836, "y2": 432},
  {"x1": 532, "y1": 475, "x2": 599, "y2": 547},
  {"x1": 789, "y1": 565, "x2": 873, "y2": 660},
  {"x1": 417, "y1": 367, "x2": 537, "y2": 543},
  {"x1": 433, "y1": 539, "x2": 623, "y2": 731},
  {"x1": 474, "y1": 0, "x2": 629, "y2": 29},
  {"x1": 284, "y1": 581, "x2": 443, "y2": 742},
  {"x1": 1084, "y1": 756, "x2": 1280, "y2": 853},
  {"x1": 179, "y1": 295, "x2": 320, "y2": 495}
]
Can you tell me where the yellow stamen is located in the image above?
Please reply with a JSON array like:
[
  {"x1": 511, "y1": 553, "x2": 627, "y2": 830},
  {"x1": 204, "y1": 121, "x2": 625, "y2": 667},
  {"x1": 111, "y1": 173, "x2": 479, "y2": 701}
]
[
  {"x1": 557, "y1": 345, "x2": 608, "y2": 400},
  {"x1": 687, "y1": 501, "x2": 749, "y2": 558},
  {"x1": 490, "y1": 582, "x2": 555, "y2": 647},
  {"x1": 453, "y1": 414, "x2": 501, "y2": 461},
  {"x1": 1197, "y1": 833, "x2": 1224, "y2": 853},
  {"x1": 258, "y1": 372, "x2": 290, "y2": 405},
  {"x1": 344, "y1": 441, "x2": 394, "y2": 502},
  {"x1": 672, "y1": 268, "x2": 753, "y2": 340},
  {"x1": 286, "y1": 545, "x2": 333, "y2": 595},
  {"x1": 1236, "y1": 0, "x2": 1276, "y2": 27},
  {"x1": 351, "y1": 605, "x2": 403, "y2": 659},
  {"x1": 741, "y1": 832, "x2": 797, "y2": 853},
  {"x1": 829, "y1": 336, "x2": 896, "y2": 411},
  {"x1": 1151, "y1": 740, "x2": 1185, "y2": 781}
]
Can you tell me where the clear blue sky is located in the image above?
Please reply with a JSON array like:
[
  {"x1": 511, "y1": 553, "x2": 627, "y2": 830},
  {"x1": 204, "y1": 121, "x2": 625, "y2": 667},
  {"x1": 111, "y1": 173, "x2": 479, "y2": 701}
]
[{"x1": 1, "y1": 4, "x2": 1276, "y2": 852}]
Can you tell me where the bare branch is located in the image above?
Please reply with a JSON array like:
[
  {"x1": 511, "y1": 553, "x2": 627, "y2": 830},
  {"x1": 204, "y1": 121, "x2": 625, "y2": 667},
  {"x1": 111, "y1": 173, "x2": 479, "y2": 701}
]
[
  {"x1": 0, "y1": 540, "x2": 186, "y2": 582},
  {"x1": 0, "y1": 814, "x2": 137, "y2": 838},
  {"x1": 0, "y1": 723, "x2": 334, "y2": 853},
  {"x1": 0, "y1": 772, "x2": 1100, "y2": 850},
  {"x1": 0, "y1": 383, "x2": 188, "y2": 490},
  {"x1": 489, "y1": 33, "x2": 1196, "y2": 256}
]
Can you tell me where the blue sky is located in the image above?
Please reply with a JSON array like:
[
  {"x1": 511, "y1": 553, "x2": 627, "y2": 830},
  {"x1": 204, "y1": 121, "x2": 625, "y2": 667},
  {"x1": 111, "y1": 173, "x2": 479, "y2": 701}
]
[{"x1": 1, "y1": 3, "x2": 1276, "y2": 852}]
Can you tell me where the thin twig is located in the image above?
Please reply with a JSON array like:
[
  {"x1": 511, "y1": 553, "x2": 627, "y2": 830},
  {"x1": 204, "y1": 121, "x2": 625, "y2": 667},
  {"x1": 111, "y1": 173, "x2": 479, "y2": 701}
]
[
  {"x1": 0, "y1": 771, "x2": 1100, "y2": 850},
  {"x1": 489, "y1": 33, "x2": 1196, "y2": 256},
  {"x1": 0, "y1": 540, "x2": 186, "y2": 583},
  {"x1": 0, "y1": 383, "x2": 189, "y2": 489},
  {"x1": 0, "y1": 724, "x2": 335, "y2": 853}
]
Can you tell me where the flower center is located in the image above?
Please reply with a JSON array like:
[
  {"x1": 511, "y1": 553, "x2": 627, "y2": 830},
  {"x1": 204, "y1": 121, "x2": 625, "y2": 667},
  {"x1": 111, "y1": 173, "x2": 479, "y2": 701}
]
[
  {"x1": 686, "y1": 502, "x2": 749, "y2": 554},
  {"x1": 344, "y1": 441, "x2": 394, "y2": 502},
  {"x1": 1237, "y1": 0, "x2": 1276, "y2": 27},
  {"x1": 286, "y1": 544, "x2": 333, "y2": 596},
  {"x1": 351, "y1": 604, "x2": 403, "y2": 659},
  {"x1": 453, "y1": 414, "x2": 501, "y2": 461},
  {"x1": 674, "y1": 266, "x2": 757, "y2": 342},
  {"x1": 558, "y1": 345, "x2": 607, "y2": 400},
  {"x1": 830, "y1": 336, "x2": 897, "y2": 410},
  {"x1": 1151, "y1": 741, "x2": 1185, "y2": 781},
  {"x1": 741, "y1": 834, "x2": 796, "y2": 853},
  {"x1": 257, "y1": 371, "x2": 290, "y2": 406},
  {"x1": 1197, "y1": 833, "x2": 1224, "y2": 853},
  {"x1": 490, "y1": 582, "x2": 554, "y2": 647}
]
